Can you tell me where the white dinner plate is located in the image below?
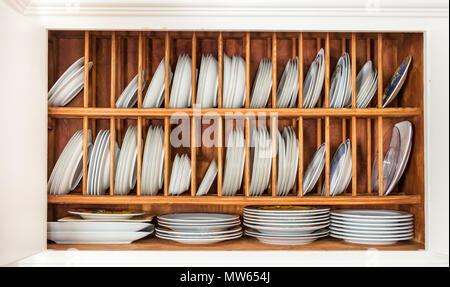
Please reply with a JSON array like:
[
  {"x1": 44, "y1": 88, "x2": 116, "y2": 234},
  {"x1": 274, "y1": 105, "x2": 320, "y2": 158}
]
[
  {"x1": 331, "y1": 209, "x2": 413, "y2": 219},
  {"x1": 68, "y1": 210, "x2": 144, "y2": 220},
  {"x1": 48, "y1": 222, "x2": 153, "y2": 232},
  {"x1": 48, "y1": 231, "x2": 151, "y2": 244},
  {"x1": 156, "y1": 232, "x2": 242, "y2": 244},
  {"x1": 158, "y1": 213, "x2": 239, "y2": 223}
]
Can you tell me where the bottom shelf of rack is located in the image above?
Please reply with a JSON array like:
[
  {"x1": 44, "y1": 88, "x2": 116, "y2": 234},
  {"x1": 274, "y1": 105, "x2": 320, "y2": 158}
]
[{"x1": 47, "y1": 237, "x2": 424, "y2": 251}]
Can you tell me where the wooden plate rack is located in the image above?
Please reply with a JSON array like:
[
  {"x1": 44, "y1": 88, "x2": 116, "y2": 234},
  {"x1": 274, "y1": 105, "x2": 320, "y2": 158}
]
[{"x1": 47, "y1": 31, "x2": 424, "y2": 251}]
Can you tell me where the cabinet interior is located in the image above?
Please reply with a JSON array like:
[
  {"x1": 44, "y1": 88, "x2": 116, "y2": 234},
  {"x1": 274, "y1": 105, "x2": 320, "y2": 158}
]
[{"x1": 47, "y1": 31, "x2": 424, "y2": 250}]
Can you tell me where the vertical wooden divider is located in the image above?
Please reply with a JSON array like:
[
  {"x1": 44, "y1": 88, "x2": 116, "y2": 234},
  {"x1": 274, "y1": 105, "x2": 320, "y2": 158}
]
[
  {"x1": 377, "y1": 33, "x2": 384, "y2": 196},
  {"x1": 91, "y1": 36, "x2": 97, "y2": 140},
  {"x1": 244, "y1": 32, "x2": 250, "y2": 197},
  {"x1": 164, "y1": 32, "x2": 170, "y2": 196},
  {"x1": 116, "y1": 36, "x2": 122, "y2": 146},
  {"x1": 109, "y1": 32, "x2": 117, "y2": 196},
  {"x1": 341, "y1": 38, "x2": 347, "y2": 143},
  {"x1": 291, "y1": 36, "x2": 298, "y2": 196},
  {"x1": 191, "y1": 32, "x2": 197, "y2": 196},
  {"x1": 82, "y1": 31, "x2": 90, "y2": 195},
  {"x1": 217, "y1": 32, "x2": 223, "y2": 196},
  {"x1": 316, "y1": 37, "x2": 323, "y2": 195},
  {"x1": 298, "y1": 32, "x2": 304, "y2": 197},
  {"x1": 136, "y1": 32, "x2": 143, "y2": 196},
  {"x1": 351, "y1": 33, "x2": 357, "y2": 196},
  {"x1": 366, "y1": 38, "x2": 372, "y2": 193},
  {"x1": 325, "y1": 33, "x2": 331, "y2": 197},
  {"x1": 271, "y1": 32, "x2": 277, "y2": 197}
]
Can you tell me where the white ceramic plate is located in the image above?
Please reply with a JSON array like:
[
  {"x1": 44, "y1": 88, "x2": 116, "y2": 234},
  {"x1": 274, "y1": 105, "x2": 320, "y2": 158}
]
[
  {"x1": 330, "y1": 217, "x2": 413, "y2": 227},
  {"x1": 156, "y1": 232, "x2": 242, "y2": 244},
  {"x1": 329, "y1": 225, "x2": 413, "y2": 235},
  {"x1": 156, "y1": 226, "x2": 242, "y2": 236},
  {"x1": 196, "y1": 160, "x2": 218, "y2": 196},
  {"x1": 48, "y1": 222, "x2": 153, "y2": 232},
  {"x1": 243, "y1": 222, "x2": 328, "y2": 235},
  {"x1": 48, "y1": 231, "x2": 152, "y2": 244},
  {"x1": 331, "y1": 209, "x2": 412, "y2": 219},
  {"x1": 158, "y1": 213, "x2": 239, "y2": 223},
  {"x1": 329, "y1": 233, "x2": 413, "y2": 245},
  {"x1": 244, "y1": 206, "x2": 330, "y2": 215},
  {"x1": 330, "y1": 221, "x2": 413, "y2": 231},
  {"x1": 68, "y1": 210, "x2": 144, "y2": 220}
]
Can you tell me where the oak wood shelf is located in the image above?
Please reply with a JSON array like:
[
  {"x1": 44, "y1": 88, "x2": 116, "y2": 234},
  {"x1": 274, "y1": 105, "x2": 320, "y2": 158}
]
[
  {"x1": 48, "y1": 107, "x2": 421, "y2": 118},
  {"x1": 47, "y1": 237, "x2": 424, "y2": 251},
  {"x1": 47, "y1": 194, "x2": 421, "y2": 205}
]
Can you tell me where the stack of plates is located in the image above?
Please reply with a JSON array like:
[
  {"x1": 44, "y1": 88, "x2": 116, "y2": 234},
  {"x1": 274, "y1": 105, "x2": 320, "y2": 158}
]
[
  {"x1": 276, "y1": 127, "x2": 299, "y2": 196},
  {"x1": 48, "y1": 130, "x2": 92, "y2": 195},
  {"x1": 302, "y1": 143, "x2": 326, "y2": 195},
  {"x1": 48, "y1": 209, "x2": 153, "y2": 244},
  {"x1": 372, "y1": 121, "x2": 413, "y2": 196},
  {"x1": 143, "y1": 58, "x2": 173, "y2": 108},
  {"x1": 303, "y1": 49, "x2": 325, "y2": 108},
  {"x1": 356, "y1": 60, "x2": 378, "y2": 108},
  {"x1": 222, "y1": 128, "x2": 246, "y2": 196},
  {"x1": 243, "y1": 206, "x2": 330, "y2": 245},
  {"x1": 223, "y1": 55, "x2": 246, "y2": 108},
  {"x1": 196, "y1": 160, "x2": 218, "y2": 196},
  {"x1": 114, "y1": 126, "x2": 140, "y2": 195},
  {"x1": 168, "y1": 154, "x2": 191, "y2": 195},
  {"x1": 87, "y1": 130, "x2": 120, "y2": 195},
  {"x1": 330, "y1": 209, "x2": 414, "y2": 245},
  {"x1": 156, "y1": 213, "x2": 242, "y2": 244},
  {"x1": 277, "y1": 57, "x2": 299, "y2": 108},
  {"x1": 48, "y1": 57, "x2": 93, "y2": 107},
  {"x1": 329, "y1": 53, "x2": 352, "y2": 108},
  {"x1": 382, "y1": 55, "x2": 412, "y2": 108},
  {"x1": 196, "y1": 54, "x2": 218, "y2": 108},
  {"x1": 115, "y1": 71, "x2": 147, "y2": 108},
  {"x1": 249, "y1": 127, "x2": 272, "y2": 196},
  {"x1": 169, "y1": 54, "x2": 193, "y2": 108},
  {"x1": 322, "y1": 139, "x2": 352, "y2": 196},
  {"x1": 250, "y1": 59, "x2": 272, "y2": 108},
  {"x1": 141, "y1": 126, "x2": 165, "y2": 195}
]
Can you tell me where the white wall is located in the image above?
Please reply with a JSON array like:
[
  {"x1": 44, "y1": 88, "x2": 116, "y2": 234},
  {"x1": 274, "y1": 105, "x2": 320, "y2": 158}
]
[{"x1": 0, "y1": 1, "x2": 47, "y2": 266}]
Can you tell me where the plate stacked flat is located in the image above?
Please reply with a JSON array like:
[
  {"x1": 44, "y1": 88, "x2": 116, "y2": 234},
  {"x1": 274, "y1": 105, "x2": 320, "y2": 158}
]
[
  {"x1": 372, "y1": 120, "x2": 413, "y2": 196},
  {"x1": 115, "y1": 71, "x2": 146, "y2": 108},
  {"x1": 87, "y1": 130, "x2": 120, "y2": 195},
  {"x1": 141, "y1": 126, "x2": 165, "y2": 195},
  {"x1": 329, "y1": 52, "x2": 352, "y2": 108},
  {"x1": 249, "y1": 126, "x2": 272, "y2": 196},
  {"x1": 303, "y1": 49, "x2": 325, "y2": 108},
  {"x1": 277, "y1": 57, "x2": 299, "y2": 108},
  {"x1": 143, "y1": 58, "x2": 173, "y2": 108},
  {"x1": 168, "y1": 154, "x2": 191, "y2": 195},
  {"x1": 222, "y1": 128, "x2": 246, "y2": 196},
  {"x1": 276, "y1": 127, "x2": 299, "y2": 196},
  {"x1": 169, "y1": 54, "x2": 193, "y2": 108},
  {"x1": 223, "y1": 55, "x2": 246, "y2": 108},
  {"x1": 48, "y1": 57, "x2": 93, "y2": 107},
  {"x1": 48, "y1": 209, "x2": 153, "y2": 244},
  {"x1": 243, "y1": 206, "x2": 330, "y2": 245},
  {"x1": 114, "y1": 126, "x2": 140, "y2": 195},
  {"x1": 48, "y1": 130, "x2": 92, "y2": 195},
  {"x1": 250, "y1": 59, "x2": 272, "y2": 108},
  {"x1": 196, "y1": 54, "x2": 218, "y2": 108},
  {"x1": 356, "y1": 60, "x2": 378, "y2": 108},
  {"x1": 382, "y1": 55, "x2": 412, "y2": 107},
  {"x1": 322, "y1": 139, "x2": 352, "y2": 196},
  {"x1": 330, "y1": 209, "x2": 414, "y2": 245},
  {"x1": 156, "y1": 213, "x2": 242, "y2": 244}
]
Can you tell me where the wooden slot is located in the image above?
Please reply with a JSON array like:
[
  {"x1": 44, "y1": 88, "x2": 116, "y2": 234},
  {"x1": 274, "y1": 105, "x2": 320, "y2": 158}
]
[
  {"x1": 316, "y1": 37, "x2": 323, "y2": 195},
  {"x1": 191, "y1": 33, "x2": 197, "y2": 196},
  {"x1": 164, "y1": 32, "x2": 170, "y2": 109},
  {"x1": 82, "y1": 117, "x2": 88, "y2": 195},
  {"x1": 324, "y1": 33, "x2": 331, "y2": 197},
  {"x1": 217, "y1": 117, "x2": 223, "y2": 196},
  {"x1": 271, "y1": 115, "x2": 277, "y2": 196},
  {"x1": 272, "y1": 33, "x2": 277, "y2": 108},
  {"x1": 164, "y1": 117, "x2": 170, "y2": 196}
]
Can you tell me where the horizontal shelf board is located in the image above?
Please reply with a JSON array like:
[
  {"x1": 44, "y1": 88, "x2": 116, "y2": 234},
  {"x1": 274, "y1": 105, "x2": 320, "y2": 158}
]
[
  {"x1": 47, "y1": 194, "x2": 421, "y2": 205},
  {"x1": 48, "y1": 107, "x2": 422, "y2": 118},
  {"x1": 47, "y1": 237, "x2": 424, "y2": 251}
]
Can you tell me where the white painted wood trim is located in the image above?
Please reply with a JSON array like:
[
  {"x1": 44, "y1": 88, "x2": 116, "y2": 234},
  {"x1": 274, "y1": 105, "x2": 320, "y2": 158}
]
[{"x1": 5, "y1": 0, "x2": 449, "y2": 17}]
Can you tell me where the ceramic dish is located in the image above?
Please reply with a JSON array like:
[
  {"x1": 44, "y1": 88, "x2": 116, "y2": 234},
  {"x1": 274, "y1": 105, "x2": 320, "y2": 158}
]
[
  {"x1": 68, "y1": 209, "x2": 144, "y2": 220},
  {"x1": 158, "y1": 213, "x2": 239, "y2": 223},
  {"x1": 48, "y1": 231, "x2": 152, "y2": 244},
  {"x1": 382, "y1": 55, "x2": 412, "y2": 107},
  {"x1": 48, "y1": 222, "x2": 153, "y2": 232}
]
